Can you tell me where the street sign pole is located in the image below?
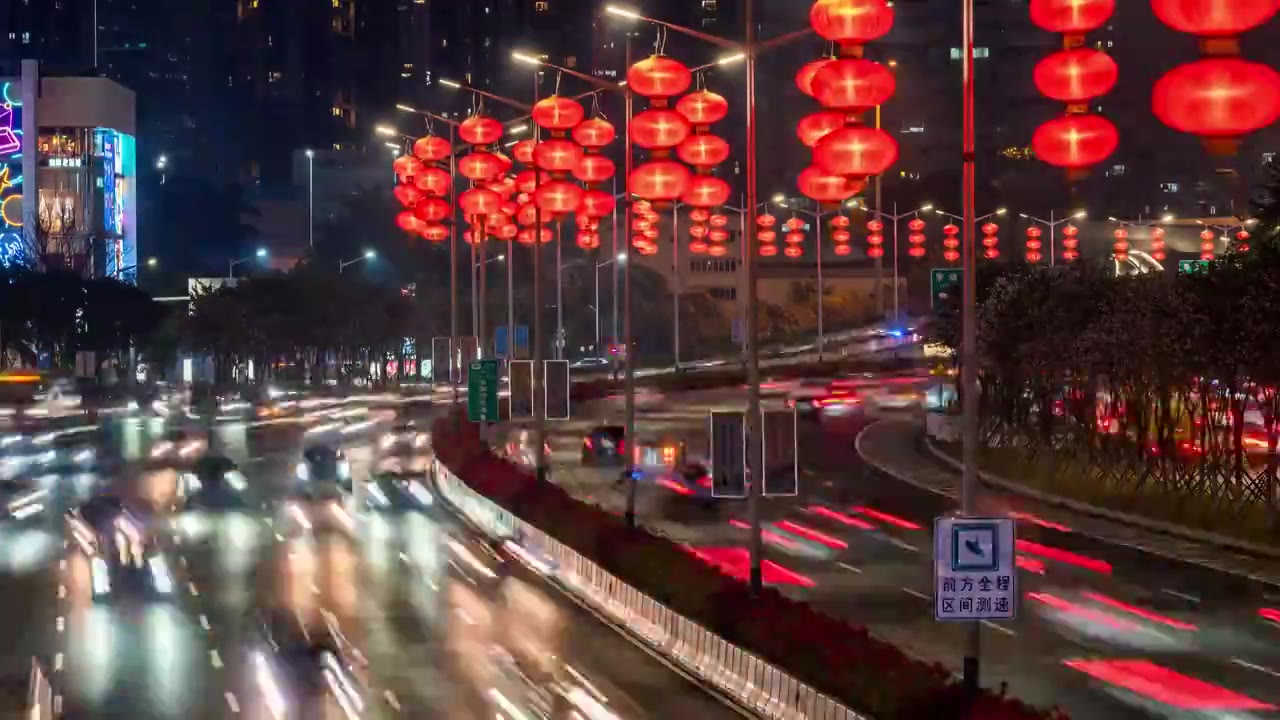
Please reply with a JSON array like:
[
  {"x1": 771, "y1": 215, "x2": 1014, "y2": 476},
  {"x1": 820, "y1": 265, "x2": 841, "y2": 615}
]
[
  {"x1": 930, "y1": 268, "x2": 963, "y2": 310},
  {"x1": 709, "y1": 411, "x2": 747, "y2": 499}
]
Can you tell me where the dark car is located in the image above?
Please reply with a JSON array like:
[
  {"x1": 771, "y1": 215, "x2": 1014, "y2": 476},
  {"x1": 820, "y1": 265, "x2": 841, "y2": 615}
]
[
  {"x1": 364, "y1": 471, "x2": 433, "y2": 513},
  {"x1": 296, "y1": 445, "x2": 352, "y2": 491},
  {"x1": 252, "y1": 607, "x2": 367, "y2": 719},
  {"x1": 581, "y1": 425, "x2": 626, "y2": 467},
  {"x1": 67, "y1": 495, "x2": 175, "y2": 602}
]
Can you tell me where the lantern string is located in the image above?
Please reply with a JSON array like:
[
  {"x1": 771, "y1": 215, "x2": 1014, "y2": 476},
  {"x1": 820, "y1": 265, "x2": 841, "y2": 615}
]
[
  {"x1": 695, "y1": 69, "x2": 706, "y2": 92},
  {"x1": 554, "y1": 70, "x2": 563, "y2": 97}
]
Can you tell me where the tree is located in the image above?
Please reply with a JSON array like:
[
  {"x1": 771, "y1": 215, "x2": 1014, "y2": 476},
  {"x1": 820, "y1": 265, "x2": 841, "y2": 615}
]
[{"x1": 1251, "y1": 158, "x2": 1280, "y2": 242}]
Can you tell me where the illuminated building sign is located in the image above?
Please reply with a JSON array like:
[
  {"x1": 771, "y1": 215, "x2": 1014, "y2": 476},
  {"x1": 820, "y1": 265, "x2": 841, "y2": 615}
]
[{"x1": 0, "y1": 81, "x2": 23, "y2": 268}]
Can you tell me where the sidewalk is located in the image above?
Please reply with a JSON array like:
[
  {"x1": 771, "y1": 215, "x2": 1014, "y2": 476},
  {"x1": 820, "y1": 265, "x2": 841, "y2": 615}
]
[{"x1": 856, "y1": 418, "x2": 1280, "y2": 588}]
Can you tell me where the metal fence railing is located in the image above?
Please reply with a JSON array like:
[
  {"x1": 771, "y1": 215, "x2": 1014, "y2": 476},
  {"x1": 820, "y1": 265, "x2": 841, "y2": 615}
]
[{"x1": 433, "y1": 464, "x2": 868, "y2": 720}]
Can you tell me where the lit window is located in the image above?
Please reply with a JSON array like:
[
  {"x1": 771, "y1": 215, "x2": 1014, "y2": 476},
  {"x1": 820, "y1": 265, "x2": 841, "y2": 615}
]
[
  {"x1": 535, "y1": 1, "x2": 549, "y2": 10},
  {"x1": 1263, "y1": 152, "x2": 1276, "y2": 164},
  {"x1": 949, "y1": 47, "x2": 989, "y2": 60},
  {"x1": 1110, "y1": 164, "x2": 1125, "y2": 176},
  {"x1": 1160, "y1": 182, "x2": 1179, "y2": 193}
]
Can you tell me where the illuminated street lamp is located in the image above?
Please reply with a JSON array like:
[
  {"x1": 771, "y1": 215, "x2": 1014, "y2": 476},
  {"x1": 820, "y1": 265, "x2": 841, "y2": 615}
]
[
  {"x1": 340, "y1": 249, "x2": 376, "y2": 274},
  {"x1": 229, "y1": 248, "x2": 268, "y2": 279}
]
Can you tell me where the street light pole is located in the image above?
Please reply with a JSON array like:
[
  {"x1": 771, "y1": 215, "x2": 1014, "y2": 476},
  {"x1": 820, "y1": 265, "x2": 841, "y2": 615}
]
[
  {"x1": 306, "y1": 149, "x2": 315, "y2": 250},
  {"x1": 776, "y1": 197, "x2": 836, "y2": 358},
  {"x1": 1021, "y1": 210, "x2": 1087, "y2": 266},
  {"x1": 672, "y1": 201, "x2": 681, "y2": 371},
  {"x1": 960, "y1": 0, "x2": 981, "y2": 694},
  {"x1": 556, "y1": 223, "x2": 564, "y2": 360},
  {"x1": 873, "y1": 203, "x2": 934, "y2": 325}
]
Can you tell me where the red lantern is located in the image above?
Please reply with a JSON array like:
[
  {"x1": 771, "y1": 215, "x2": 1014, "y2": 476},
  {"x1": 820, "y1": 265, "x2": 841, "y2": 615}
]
[
  {"x1": 421, "y1": 223, "x2": 449, "y2": 242},
  {"x1": 689, "y1": 208, "x2": 711, "y2": 224},
  {"x1": 982, "y1": 223, "x2": 999, "y2": 235},
  {"x1": 908, "y1": 218, "x2": 925, "y2": 232},
  {"x1": 643, "y1": 227, "x2": 660, "y2": 240},
  {"x1": 677, "y1": 135, "x2": 731, "y2": 167},
  {"x1": 908, "y1": 233, "x2": 926, "y2": 246},
  {"x1": 689, "y1": 224, "x2": 709, "y2": 239},
  {"x1": 760, "y1": 244, "x2": 779, "y2": 257},
  {"x1": 867, "y1": 219, "x2": 884, "y2": 233},
  {"x1": 534, "y1": 181, "x2": 584, "y2": 215},
  {"x1": 984, "y1": 248, "x2": 1000, "y2": 260},
  {"x1": 485, "y1": 175, "x2": 516, "y2": 198},
  {"x1": 867, "y1": 246, "x2": 884, "y2": 258},
  {"x1": 573, "y1": 118, "x2": 617, "y2": 148},
  {"x1": 785, "y1": 231, "x2": 805, "y2": 245},
  {"x1": 515, "y1": 170, "x2": 551, "y2": 194},
  {"x1": 512, "y1": 140, "x2": 536, "y2": 164},
  {"x1": 689, "y1": 240, "x2": 709, "y2": 254},
  {"x1": 576, "y1": 231, "x2": 600, "y2": 249},
  {"x1": 707, "y1": 244, "x2": 728, "y2": 258},
  {"x1": 394, "y1": 184, "x2": 424, "y2": 208},
  {"x1": 631, "y1": 109, "x2": 693, "y2": 149},
  {"x1": 708, "y1": 228, "x2": 729, "y2": 243},
  {"x1": 811, "y1": 59, "x2": 896, "y2": 112},
  {"x1": 709, "y1": 214, "x2": 728, "y2": 228},
  {"x1": 784, "y1": 245, "x2": 803, "y2": 258},
  {"x1": 796, "y1": 58, "x2": 836, "y2": 97},
  {"x1": 1031, "y1": 114, "x2": 1119, "y2": 169},
  {"x1": 414, "y1": 197, "x2": 452, "y2": 223},
  {"x1": 393, "y1": 155, "x2": 423, "y2": 183},
  {"x1": 908, "y1": 246, "x2": 926, "y2": 259},
  {"x1": 1034, "y1": 49, "x2": 1119, "y2": 103},
  {"x1": 676, "y1": 90, "x2": 729, "y2": 126},
  {"x1": 834, "y1": 244, "x2": 852, "y2": 257},
  {"x1": 814, "y1": 127, "x2": 899, "y2": 178},
  {"x1": 629, "y1": 161, "x2": 692, "y2": 201},
  {"x1": 516, "y1": 203, "x2": 537, "y2": 226},
  {"x1": 758, "y1": 229, "x2": 777, "y2": 243},
  {"x1": 459, "y1": 152, "x2": 504, "y2": 181},
  {"x1": 831, "y1": 215, "x2": 850, "y2": 229},
  {"x1": 518, "y1": 228, "x2": 554, "y2": 245},
  {"x1": 497, "y1": 224, "x2": 518, "y2": 241},
  {"x1": 797, "y1": 166, "x2": 859, "y2": 202},
  {"x1": 397, "y1": 211, "x2": 424, "y2": 234},
  {"x1": 810, "y1": 0, "x2": 895, "y2": 47},
  {"x1": 632, "y1": 217, "x2": 653, "y2": 232},
  {"x1": 627, "y1": 55, "x2": 693, "y2": 99},
  {"x1": 1151, "y1": 1, "x2": 1277, "y2": 37},
  {"x1": 832, "y1": 229, "x2": 852, "y2": 243},
  {"x1": 413, "y1": 136, "x2": 451, "y2": 162},
  {"x1": 459, "y1": 116, "x2": 503, "y2": 145},
  {"x1": 1029, "y1": 0, "x2": 1115, "y2": 34},
  {"x1": 757, "y1": 214, "x2": 777, "y2": 228},
  {"x1": 532, "y1": 96, "x2": 585, "y2": 131},
  {"x1": 1026, "y1": 226, "x2": 1043, "y2": 238},
  {"x1": 573, "y1": 155, "x2": 616, "y2": 183},
  {"x1": 414, "y1": 167, "x2": 451, "y2": 196},
  {"x1": 785, "y1": 217, "x2": 805, "y2": 232},
  {"x1": 943, "y1": 250, "x2": 960, "y2": 263},
  {"x1": 533, "y1": 139, "x2": 583, "y2": 172},
  {"x1": 682, "y1": 176, "x2": 731, "y2": 208},
  {"x1": 459, "y1": 188, "x2": 502, "y2": 217},
  {"x1": 797, "y1": 112, "x2": 846, "y2": 148},
  {"x1": 867, "y1": 233, "x2": 884, "y2": 246},
  {"x1": 1153, "y1": 59, "x2": 1280, "y2": 145}
]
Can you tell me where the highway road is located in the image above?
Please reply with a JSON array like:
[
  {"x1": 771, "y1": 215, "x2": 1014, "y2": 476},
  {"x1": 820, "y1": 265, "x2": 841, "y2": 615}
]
[
  {"x1": 0, "y1": 404, "x2": 742, "y2": 719},
  {"x1": 526, "y1": 382, "x2": 1280, "y2": 720}
]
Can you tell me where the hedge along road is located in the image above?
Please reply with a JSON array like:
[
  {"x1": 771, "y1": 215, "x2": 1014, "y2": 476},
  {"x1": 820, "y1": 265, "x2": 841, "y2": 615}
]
[{"x1": 531, "y1": 381, "x2": 1280, "y2": 720}]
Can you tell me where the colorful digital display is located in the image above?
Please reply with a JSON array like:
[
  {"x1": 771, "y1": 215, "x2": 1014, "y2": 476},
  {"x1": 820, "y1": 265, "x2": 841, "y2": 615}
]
[{"x1": 0, "y1": 81, "x2": 23, "y2": 268}]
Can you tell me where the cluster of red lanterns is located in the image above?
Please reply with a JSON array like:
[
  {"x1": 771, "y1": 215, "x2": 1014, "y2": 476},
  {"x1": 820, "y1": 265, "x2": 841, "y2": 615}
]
[
  {"x1": 1025, "y1": 226, "x2": 1043, "y2": 264},
  {"x1": 677, "y1": 84, "x2": 732, "y2": 255},
  {"x1": 782, "y1": 217, "x2": 806, "y2": 259},
  {"x1": 797, "y1": 0, "x2": 897, "y2": 212},
  {"x1": 393, "y1": 133, "x2": 454, "y2": 242},
  {"x1": 1152, "y1": 1, "x2": 1280, "y2": 155},
  {"x1": 1234, "y1": 230, "x2": 1251, "y2": 253},
  {"x1": 757, "y1": 213, "x2": 778, "y2": 257},
  {"x1": 942, "y1": 224, "x2": 960, "y2": 263},
  {"x1": 456, "y1": 113, "x2": 512, "y2": 246},
  {"x1": 1061, "y1": 224, "x2": 1079, "y2": 262},
  {"x1": 530, "y1": 93, "x2": 618, "y2": 249},
  {"x1": 1150, "y1": 227, "x2": 1166, "y2": 262},
  {"x1": 981, "y1": 222, "x2": 999, "y2": 260},
  {"x1": 906, "y1": 218, "x2": 927, "y2": 259},
  {"x1": 633, "y1": 200, "x2": 660, "y2": 256},
  {"x1": 865, "y1": 219, "x2": 884, "y2": 259},
  {"x1": 1029, "y1": 0, "x2": 1118, "y2": 172},
  {"x1": 830, "y1": 215, "x2": 852, "y2": 257},
  {"x1": 1198, "y1": 228, "x2": 1216, "y2": 260},
  {"x1": 1113, "y1": 227, "x2": 1129, "y2": 264}
]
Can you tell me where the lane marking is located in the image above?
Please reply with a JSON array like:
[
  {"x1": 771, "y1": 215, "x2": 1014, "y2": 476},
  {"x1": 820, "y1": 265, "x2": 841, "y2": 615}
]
[
  {"x1": 1232, "y1": 658, "x2": 1280, "y2": 678},
  {"x1": 384, "y1": 690, "x2": 401, "y2": 711},
  {"x1": 188, "y1": 582, "x2": 199, "y2": 597},
  {"x1": 982, "y1": 620, "x2": 1016, "y2": 637},
  {"x1": 57, "y1": 585, "x2": 66, "y2": 600},
  {"x1": 59, "y1": 559, "x2": 66, "y2": 572},
  {"x1": 1162, "y1": 588, "x2": 1200, "y2": 604},
  {"x1": 210, "y1": 649, "x2": 223, "y2": 669},
  {"x1": 224, "y1": 692, "x2": 240, "y2": 713},
  {"x1": 199, "y1": 614, "x2": 211, "y2": 631},
  {"x1": 886, "y1": 537, "x2": 920, "y2": 553},
  {"x1": 836, "y1": 562, "x2": 862, "y2": 574},
  {"x1": 55, "y1": 616, "x2": 64, "y2": 633},
  {"x1": 53, "y1": 653, "x2": 63, "y2": 672},
  {"x1": 53, "y1": 695, "x2": 61, "y2": 714},
  {"x1": 901, "y1": 587, "x2": 929, "y2": 600}
]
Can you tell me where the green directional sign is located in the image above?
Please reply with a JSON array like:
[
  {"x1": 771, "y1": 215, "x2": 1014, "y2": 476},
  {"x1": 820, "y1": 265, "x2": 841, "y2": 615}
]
[
  {"x1": 1178, "y1": 259, "x2": 1210, "y2": 276},
  {"x1": 467, "y1": 359, "x2": 500, "y2": 423},
  {"x1": 931, "y1": 268, "x2": 963, "y2": 309}
]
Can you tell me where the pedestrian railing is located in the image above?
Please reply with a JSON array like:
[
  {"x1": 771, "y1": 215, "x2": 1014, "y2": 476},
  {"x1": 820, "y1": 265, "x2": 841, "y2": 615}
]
[
  {"x1": 27, "y1": 658, "x2": 52, "y2": 720},
  {"x1": 433, "y1": 464, "x2": 868, "y2": 720}
]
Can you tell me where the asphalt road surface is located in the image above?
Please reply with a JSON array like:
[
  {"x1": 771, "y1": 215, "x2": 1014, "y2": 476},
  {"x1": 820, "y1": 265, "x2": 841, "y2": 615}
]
[
  {"x1": 528, "y1": 381, "x2": 1280, "y2": 720},
  {"x1": 0, "y1": 404, "x2": 742, "y2": 720}
]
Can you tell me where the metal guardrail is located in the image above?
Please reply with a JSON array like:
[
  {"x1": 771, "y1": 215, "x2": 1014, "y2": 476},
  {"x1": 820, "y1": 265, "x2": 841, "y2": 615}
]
[
  {"x1": 27, "y1": 659, "x2": 52, "y2": 720},
  {"x1": 433, "y1": 464, "x2": 868, "y2": 720}
]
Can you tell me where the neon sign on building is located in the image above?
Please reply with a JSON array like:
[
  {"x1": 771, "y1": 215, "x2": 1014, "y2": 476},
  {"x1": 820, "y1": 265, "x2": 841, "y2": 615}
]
[{"x1": 0, "y1": 81, "x2": 23, "y2": 267}]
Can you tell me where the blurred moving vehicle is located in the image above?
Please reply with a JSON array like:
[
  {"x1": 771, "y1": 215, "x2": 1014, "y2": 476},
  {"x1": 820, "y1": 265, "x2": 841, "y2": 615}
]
[
  {"x1": 377, "y1": 419, "x2": 428, "y2": 454},
  {"x1": 569, "y1": 357, "x2": 609, "y2": 370},
  {"x1": 0, "y1": 477, "x2": 50, "y2": 524},
  {"x1": 446, "y1": 531, "x2": 508, "y2": 592},
  {"x1": 295, "y1": 445, "x2": 352, "y2": 491},
  {"x1": 363, "y1": 470, "x2": 432, "y2": 513},
  {"x1": 785, "y1": 379, "x2": 833, "y2": 415},
  {"x1": 863, "y1": 384, "x2": 924, "y2": 410},
  {"x1": 252, "y1": 607, "x2": 368, "y2": 719},
  {"x1": 0, "y1": 370, "x2": 82, "y2": 418},
  {"x1": 580, "y1": 425, "x2": 625, "y2": 467},
  {"x1": 66, "y1": 495, "x2": 175, "y2": 602},
  {"x1": 148, "y1": 429, "x2": 207, "y2": 464}
]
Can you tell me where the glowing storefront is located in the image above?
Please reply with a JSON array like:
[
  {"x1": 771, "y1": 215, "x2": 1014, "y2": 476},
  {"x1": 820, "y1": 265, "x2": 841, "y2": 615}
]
[{"x1": 1, "y1": 60, "x2": 137, "y2": 281}]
